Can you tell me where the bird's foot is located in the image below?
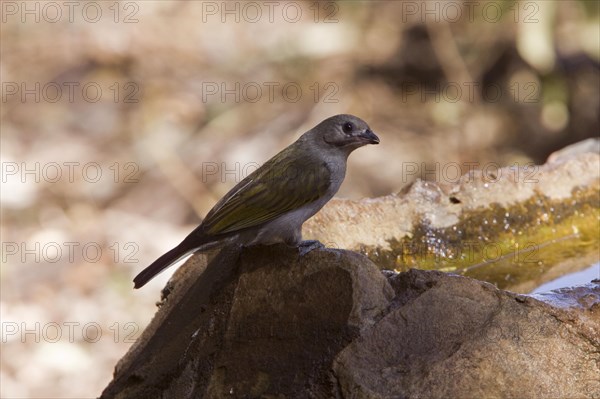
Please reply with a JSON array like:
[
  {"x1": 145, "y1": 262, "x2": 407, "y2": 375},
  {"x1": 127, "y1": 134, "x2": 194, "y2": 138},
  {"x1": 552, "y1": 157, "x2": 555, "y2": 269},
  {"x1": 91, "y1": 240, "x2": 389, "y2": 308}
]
[{"x1": 297, "y1": 240, "x2": 325, "y2": 256}]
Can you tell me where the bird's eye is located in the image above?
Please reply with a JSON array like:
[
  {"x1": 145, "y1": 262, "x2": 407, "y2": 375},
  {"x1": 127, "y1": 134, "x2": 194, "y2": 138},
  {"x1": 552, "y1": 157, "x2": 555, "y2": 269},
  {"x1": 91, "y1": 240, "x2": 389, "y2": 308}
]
[{"x1": 342, "y1": 122, "x2": 354, "y2": 134}]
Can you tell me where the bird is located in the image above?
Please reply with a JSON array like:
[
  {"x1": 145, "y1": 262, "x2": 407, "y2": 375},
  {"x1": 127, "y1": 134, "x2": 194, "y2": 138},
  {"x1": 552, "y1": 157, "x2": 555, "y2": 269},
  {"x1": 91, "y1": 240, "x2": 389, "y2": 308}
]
[{"x1": 133, "y1": 114, "x2": 379, "y2": 288}]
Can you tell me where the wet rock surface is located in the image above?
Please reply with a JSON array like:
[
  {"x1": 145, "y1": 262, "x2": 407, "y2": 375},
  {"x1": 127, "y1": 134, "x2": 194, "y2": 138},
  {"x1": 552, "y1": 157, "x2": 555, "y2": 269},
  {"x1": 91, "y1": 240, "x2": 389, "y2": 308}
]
[
  {"x1": 102, "y1": 247, "x2": 600, "y2": 398},
  {"x1": 305, "y1": 139, "x2": 600, "y2": 292}
]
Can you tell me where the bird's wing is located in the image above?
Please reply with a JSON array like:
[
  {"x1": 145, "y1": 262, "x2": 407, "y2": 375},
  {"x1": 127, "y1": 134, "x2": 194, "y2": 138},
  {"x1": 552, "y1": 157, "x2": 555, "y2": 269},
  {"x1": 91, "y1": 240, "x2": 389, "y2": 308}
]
[{"x1": 201, "y1": 151, "x2": 331, "y2": 235}]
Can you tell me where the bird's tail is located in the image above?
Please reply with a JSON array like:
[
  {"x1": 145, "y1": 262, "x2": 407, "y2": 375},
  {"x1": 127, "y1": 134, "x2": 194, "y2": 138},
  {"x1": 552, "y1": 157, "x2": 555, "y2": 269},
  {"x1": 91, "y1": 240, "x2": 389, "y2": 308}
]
[{"x1": 133, "y1": 243, "x2": 197, "y2": 289}]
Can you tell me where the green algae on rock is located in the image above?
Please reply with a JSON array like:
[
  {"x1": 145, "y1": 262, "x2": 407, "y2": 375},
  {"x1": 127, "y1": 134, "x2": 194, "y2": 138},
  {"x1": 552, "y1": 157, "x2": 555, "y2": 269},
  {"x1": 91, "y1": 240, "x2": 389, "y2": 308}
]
[{"x1": 362, "y1": 188, "x2": 599, "y2": 292}]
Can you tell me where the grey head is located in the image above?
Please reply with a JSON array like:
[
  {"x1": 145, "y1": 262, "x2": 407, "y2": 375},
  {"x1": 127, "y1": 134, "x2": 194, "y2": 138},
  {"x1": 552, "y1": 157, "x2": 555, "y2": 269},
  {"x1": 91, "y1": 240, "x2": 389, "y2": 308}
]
[{"x1": 305, "y1": 114, "x2": 380, "y2": 155}]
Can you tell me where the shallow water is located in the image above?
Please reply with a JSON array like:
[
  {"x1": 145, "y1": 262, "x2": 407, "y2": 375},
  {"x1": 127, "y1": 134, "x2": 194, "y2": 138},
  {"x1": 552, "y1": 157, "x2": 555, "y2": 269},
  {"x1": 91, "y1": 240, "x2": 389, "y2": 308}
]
[{"x1": 531, "y1": 262, "x2": 600, "y2": 293}]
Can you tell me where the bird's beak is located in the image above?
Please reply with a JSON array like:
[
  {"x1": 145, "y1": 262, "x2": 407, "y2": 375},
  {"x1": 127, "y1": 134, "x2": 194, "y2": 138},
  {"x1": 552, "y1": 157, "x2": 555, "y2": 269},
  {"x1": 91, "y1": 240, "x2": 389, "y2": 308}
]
[{"x1": 359, "y1": 129, "x2": 380, "y2": 145}]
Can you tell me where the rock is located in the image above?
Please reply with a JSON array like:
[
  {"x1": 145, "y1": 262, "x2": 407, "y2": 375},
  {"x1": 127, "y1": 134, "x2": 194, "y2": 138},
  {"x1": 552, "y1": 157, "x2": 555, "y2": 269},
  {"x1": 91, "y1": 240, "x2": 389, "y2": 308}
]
[
  {"x1": 102, "y1": 249, "x2": 599, "y2": 398},
  {"x1": 304, "y1": 140, "x2": 600, "y2": 250},
  {"x1": 101, "y1": 245, "x2": 394, "y2": 398},
  {"x1": 303, "y1": 141, "x2": 600, "y2": 292},
  {"x1": 334, "y1": 269, "x2": 600, "y2": 399},
  {"x1": 547, "y1": 138, "x2": 600, "y2": 163}
]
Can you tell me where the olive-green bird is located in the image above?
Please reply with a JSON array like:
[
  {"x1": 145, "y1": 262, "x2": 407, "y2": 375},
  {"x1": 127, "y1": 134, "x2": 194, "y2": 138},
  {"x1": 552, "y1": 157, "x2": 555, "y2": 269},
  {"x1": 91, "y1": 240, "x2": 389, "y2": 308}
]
[{"x1": 133, "y1": 114, "x2": 379, "y2": 288}]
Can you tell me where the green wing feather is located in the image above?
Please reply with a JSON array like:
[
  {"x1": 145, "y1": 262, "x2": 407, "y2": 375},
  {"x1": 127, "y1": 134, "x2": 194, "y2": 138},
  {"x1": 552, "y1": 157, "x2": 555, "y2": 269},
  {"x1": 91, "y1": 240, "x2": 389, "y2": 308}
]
[{"x1": 202, "y1": 147, "x2": 331, "y2": 235}]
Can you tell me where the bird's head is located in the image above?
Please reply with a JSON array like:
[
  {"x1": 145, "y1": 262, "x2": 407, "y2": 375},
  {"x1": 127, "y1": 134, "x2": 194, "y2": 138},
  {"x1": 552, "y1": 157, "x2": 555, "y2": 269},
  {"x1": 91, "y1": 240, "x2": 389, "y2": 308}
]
[{"x1": 314, "y1": 114, "x2": 379, "y2": 153}]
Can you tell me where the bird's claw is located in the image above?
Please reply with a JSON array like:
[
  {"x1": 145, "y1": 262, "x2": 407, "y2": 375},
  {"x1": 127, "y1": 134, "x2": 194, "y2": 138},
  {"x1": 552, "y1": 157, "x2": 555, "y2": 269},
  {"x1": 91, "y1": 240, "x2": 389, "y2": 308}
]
[{"x1": 297, "y1": 240, "x2": 325, "y2": 256}]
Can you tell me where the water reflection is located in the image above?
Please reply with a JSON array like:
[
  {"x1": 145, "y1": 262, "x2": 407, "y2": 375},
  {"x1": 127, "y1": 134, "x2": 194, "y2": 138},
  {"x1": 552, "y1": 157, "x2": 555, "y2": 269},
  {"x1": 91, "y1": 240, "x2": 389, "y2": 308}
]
[{"x1": 531, "y1": 262, "x2": 600, "y2": 293}]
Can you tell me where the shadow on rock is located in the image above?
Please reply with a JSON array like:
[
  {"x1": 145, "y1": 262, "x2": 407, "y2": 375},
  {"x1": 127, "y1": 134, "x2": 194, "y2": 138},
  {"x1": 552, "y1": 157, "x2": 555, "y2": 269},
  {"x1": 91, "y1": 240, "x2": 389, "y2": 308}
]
[{"x1": 102, "y1": 245, "x2": 599, "y2": 398}]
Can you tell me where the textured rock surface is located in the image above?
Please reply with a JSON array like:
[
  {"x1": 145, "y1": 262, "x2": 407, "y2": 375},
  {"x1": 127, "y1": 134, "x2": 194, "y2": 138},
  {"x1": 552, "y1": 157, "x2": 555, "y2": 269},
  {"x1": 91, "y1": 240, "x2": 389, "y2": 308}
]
[
  {"x1": 102, "y1": 248, "x2": 599, "y2": 398},
  {"x1": 304, "y1": 139, "x2": 599, "y2": 292},
  {"x1": 101, "y1": 245, "x2": 393, "y2": 398},
  {"x1": 304, "y1": 140, "x2": 599, "y2": 252},
  {"x1": 334, "y1": 270, "x2": 600, "y2": 399}
]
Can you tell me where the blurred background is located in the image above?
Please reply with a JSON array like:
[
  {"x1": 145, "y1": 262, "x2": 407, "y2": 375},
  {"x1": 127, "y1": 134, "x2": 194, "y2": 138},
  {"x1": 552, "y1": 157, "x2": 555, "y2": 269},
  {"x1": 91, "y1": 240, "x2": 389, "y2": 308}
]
[{"x1": 1, "y1": 0, "x2": 598, "y2": 397}]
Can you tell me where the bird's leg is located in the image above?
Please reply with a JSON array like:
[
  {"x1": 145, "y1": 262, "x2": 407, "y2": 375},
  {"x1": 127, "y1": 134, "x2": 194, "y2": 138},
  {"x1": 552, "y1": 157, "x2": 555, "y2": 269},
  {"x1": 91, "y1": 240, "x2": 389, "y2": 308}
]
[
  {"x1": 297, "y1": 240, "x2": 325, "y2": 256},
  {"x1": 282, "y1": 229, "x2": 324, "y2": 255}
]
